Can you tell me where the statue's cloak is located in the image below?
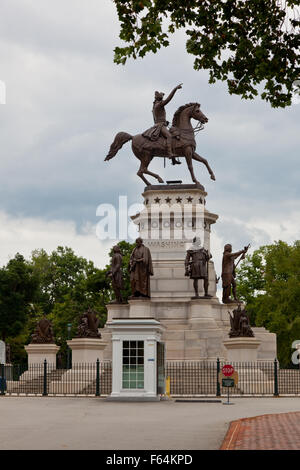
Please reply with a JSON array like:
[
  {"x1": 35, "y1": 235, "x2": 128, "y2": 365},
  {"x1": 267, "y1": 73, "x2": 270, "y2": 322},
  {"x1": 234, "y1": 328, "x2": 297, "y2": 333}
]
[{"x1": 130, "y1": 245, "x2": 153, "y2": 297}]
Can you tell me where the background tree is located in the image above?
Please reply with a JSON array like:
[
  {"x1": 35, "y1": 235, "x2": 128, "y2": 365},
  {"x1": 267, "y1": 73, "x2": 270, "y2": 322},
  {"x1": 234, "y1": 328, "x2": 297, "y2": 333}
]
[
  {"x1": 30, "y1": 246, "x2": 109, "y2": 361},
  {"x1": 236, "y1": 240, "x2": 300, "y2": 366},
  {"x1": 0, "y1": 253, "x2": 38, "y2": 342},
  {"x1": 0, "y1": 254, "x2": 38, "y2": 362},
  {"x1": 113, "y1": 0, "x2": 300, "y2": 108}
]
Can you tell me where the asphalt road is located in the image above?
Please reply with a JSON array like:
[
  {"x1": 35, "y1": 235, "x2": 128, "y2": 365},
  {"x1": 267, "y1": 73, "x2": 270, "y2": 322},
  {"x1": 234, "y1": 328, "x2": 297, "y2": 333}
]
[{"x1": 1, "y1": 396, "x2": 300, "y2": 450}]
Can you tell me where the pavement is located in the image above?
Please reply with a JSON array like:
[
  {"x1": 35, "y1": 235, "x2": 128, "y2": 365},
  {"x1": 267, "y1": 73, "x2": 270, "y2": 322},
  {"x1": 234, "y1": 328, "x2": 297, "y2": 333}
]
[
  {"x1": 1, "y1": 396, "x2": 300, "y2": 450},
  {"x1": 221, "y1": 411, "x2": 300, "y2": 450}
]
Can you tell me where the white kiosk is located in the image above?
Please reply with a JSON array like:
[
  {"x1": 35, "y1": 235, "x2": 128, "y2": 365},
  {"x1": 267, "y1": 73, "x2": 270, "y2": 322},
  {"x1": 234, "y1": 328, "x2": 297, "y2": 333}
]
[{"x1": 106, "y1": 318, "x2": 165, "y2": 401}]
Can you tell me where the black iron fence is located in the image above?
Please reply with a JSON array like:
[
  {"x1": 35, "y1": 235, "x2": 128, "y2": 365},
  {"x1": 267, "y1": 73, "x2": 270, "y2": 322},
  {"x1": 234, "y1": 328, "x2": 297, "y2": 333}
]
[
  {"x1": 1, "y1": 359, "x2": 300, "y2": 397},
  {"x1": 166, "y1": 359, "x2": 300, "y2": 397},
  {"x1": 0, "y1": 361, "x2": 112, "y2": 397}
]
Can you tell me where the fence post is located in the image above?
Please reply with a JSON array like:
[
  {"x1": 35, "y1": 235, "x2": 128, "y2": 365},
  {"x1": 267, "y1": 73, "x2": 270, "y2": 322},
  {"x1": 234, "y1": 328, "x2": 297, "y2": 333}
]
[
  {"x1": 273, "y1": 358, "x2": 279, "y2": 397},
  {"x1": 216, "y1": 358, "x2": 221, "y2": 397},
  {"x1": 43, "y1": 359, "x2": 48, "y2": 396},
  {"x1": 0, "y1": 363, "x2": 5, "y2": 396},
  {"x1": 96, "y1": 359, "x2": 100, "y2": 397}
]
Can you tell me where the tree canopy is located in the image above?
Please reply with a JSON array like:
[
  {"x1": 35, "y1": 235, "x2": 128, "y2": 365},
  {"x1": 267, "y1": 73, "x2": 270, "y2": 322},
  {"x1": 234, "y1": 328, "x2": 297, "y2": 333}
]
[
  {"x1": 0, "y1": 253, "x2": 38, "y2": 342},
  {"x1": 113, "y1": 0, "x2": 300, "y2": 108},
  {"x1": 237, "y1": 240, "x2": 300, "y2": 366}
]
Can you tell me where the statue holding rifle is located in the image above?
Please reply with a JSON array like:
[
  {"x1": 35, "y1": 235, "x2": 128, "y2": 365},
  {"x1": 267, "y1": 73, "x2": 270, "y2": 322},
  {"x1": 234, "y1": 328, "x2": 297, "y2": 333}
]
[
  {"x1": 222, "y1": 243, "x2": 250, "y2": 304},
  {"x1": 185, "y1": 236, "x2": 212, "y2": 299}
]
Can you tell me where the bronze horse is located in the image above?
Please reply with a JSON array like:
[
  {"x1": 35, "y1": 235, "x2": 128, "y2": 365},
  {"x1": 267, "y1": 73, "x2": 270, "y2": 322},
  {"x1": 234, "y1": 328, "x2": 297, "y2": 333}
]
[{"x1": 105, "y1": 102, "x2": 216, "y2": 186}]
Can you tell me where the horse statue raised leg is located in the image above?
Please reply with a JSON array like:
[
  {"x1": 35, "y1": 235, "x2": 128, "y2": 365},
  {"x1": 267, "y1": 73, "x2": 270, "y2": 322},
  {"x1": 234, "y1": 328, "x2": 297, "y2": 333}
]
[{"x1": 105, "y1": 102, "x2": 215, "y2": 186}]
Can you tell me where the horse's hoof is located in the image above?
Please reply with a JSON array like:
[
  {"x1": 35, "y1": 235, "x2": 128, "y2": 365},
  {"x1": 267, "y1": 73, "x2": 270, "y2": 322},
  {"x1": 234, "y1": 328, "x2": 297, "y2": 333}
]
[
  {"x1": 158, "y1": 178, "x2": 164, "y2": 183},
  {"x1": 211, "y1": 174, "x2": 216, "y2": 181}
]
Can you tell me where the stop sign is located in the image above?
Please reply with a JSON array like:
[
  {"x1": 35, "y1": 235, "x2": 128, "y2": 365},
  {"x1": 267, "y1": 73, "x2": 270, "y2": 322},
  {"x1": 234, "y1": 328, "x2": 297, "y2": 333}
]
[{"x1": 222, "y1": 364, "x2": 234, "y2": 377}]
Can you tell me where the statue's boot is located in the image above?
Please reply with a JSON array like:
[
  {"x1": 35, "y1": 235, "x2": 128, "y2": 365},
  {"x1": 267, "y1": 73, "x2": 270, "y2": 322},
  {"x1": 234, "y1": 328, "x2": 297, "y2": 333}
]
[{"x1": 166, "y1": 136, "x2": 181, "y2": 165}]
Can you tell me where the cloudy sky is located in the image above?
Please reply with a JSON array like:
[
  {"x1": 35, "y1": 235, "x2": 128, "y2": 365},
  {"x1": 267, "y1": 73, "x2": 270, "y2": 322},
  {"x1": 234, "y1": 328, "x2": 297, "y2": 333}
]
[{"x1": 0, "y1": 0, "x2": 299, "y2": 275}]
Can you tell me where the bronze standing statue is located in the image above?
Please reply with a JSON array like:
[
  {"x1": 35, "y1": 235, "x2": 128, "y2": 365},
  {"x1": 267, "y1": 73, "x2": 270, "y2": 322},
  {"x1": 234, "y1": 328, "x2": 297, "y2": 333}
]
[
  {"x1": 105, "y1": 83, "x2": 215, "y2": 186},
  {"x1": 222, "y1": 243, "x2": 250, "y2": 304},
  {"x1": 185, "y1": 237, "x2": 212, "y2": 298},
  {"x1": 107, "y1": 245, "x2": 124, "y2": 303},
  {"x1": 129, "y1": 238, "x2": 153, "y2": 299}
]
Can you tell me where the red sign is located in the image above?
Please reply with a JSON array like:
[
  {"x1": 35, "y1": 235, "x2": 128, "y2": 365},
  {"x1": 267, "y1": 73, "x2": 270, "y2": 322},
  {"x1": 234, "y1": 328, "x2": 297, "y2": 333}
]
[{"x1": 222, "y1": 364, "x2": 234, "y2": 377}]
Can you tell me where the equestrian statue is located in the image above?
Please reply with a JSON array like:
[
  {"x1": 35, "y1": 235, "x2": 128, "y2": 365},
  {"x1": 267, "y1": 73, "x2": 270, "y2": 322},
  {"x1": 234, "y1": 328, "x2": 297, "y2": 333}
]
[{"x1": 105, "y1": 84, "x2": 216, "y2": 186}]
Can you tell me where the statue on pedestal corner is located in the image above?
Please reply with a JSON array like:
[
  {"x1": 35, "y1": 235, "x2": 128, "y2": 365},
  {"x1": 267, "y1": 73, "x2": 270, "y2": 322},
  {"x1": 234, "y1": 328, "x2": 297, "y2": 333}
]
[
  {"x1": 222, "y1": 243, "x2": 250, "y2": 304},
  {"x1": 129, "y1": 238, "x2": 153, "y2": 299},
  {"x1": 228, "y1": 304, "x2": 254, "y2": 338},
  {"x1": 31, "y1": 317, "x2": 55, "y2": 344},
  {"x1": 76, "y1": 308, "x2": 101, "y2": 338},
  {"x1": 185, "y1": 236, "x2": 212, "y2": 299},
  {"x1": 107, "y1": 245, "x2": 124, "y2": 304}
]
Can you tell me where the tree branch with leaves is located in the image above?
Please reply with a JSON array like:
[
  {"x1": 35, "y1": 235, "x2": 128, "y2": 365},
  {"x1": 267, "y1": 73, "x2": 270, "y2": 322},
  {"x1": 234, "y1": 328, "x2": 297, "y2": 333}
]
[{"x1": 113, "y1": 0, "x2": 300, "y2": 108}]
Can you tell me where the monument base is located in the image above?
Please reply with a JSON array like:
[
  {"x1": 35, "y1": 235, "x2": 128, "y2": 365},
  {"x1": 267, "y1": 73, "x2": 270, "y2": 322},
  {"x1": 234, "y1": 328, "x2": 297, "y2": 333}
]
[
  {"x1": 101, "y1": 185, "x2": 277, "y2": 363},
  {"x1": 67, "y1": 338, "x2": 107, "y2": 364},
  {"x1": 223, "y1": 337, "x2": 261, "y2": 362},
  {"x1": 101, "y1": 299, "x2": 276, "y2": 361},
  {"x1": 25, "y1": 343, "x2": 60, "y2": 366},
  {"x1": 21, "y1": 343, "x2": 60, "y2": 379}
]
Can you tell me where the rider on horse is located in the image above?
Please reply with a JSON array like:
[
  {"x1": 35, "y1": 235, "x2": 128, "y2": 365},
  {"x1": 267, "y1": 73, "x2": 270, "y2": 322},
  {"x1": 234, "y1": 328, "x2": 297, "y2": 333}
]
[{"x1": 143, "y1": 84, "x2": 183, "y2": 165}]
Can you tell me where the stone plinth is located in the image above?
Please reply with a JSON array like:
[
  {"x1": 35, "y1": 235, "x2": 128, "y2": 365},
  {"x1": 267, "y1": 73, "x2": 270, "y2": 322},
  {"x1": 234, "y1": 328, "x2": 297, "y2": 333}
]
[
  {"x1": 25, "y1": 343, "x2": 60, "y2": 366},
  {"x1": 223, "y1": 337, "x2": 261, "y2": 362},
  {"x1": 67, "y1": 338, "x2": 107, "y2": 365},
  {"x1": 107, "y1": 303, "x2": 129, "y2": 322},
  {"x1": 128, "y1": 299, "x2": 152, "y2": 318}
]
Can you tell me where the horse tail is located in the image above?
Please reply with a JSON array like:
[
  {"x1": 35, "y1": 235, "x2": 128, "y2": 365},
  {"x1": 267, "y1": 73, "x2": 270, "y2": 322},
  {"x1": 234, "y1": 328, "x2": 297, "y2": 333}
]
[{"x1": 105, "y1": 132, "x2": 132, "y2": 161}]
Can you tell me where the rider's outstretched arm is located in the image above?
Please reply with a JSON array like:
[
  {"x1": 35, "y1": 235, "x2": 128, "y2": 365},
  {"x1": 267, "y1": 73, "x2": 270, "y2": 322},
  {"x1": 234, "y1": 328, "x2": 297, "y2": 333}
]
[{"x1": 161, "y1": 83, "x2": 183, "y2": 106}]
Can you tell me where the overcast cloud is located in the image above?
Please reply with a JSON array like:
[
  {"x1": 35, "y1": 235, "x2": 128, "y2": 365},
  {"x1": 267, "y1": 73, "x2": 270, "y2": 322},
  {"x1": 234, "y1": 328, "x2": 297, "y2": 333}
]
[{"x1": 0, "y1": 0, "x2": 299, "y2": 276}]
